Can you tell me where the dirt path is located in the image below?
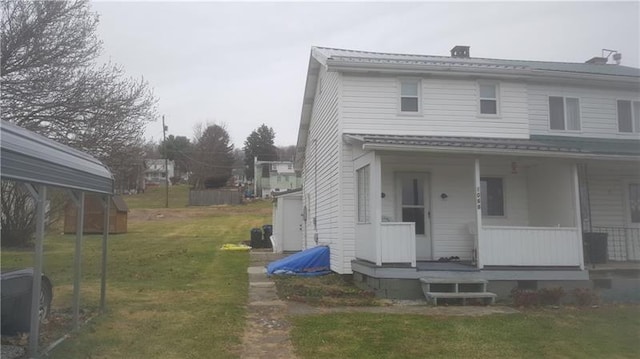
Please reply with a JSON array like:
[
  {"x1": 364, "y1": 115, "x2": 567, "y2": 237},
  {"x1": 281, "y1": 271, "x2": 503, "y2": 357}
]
[
  {"x1": 240, "y1": 250, "x2": 518, "y2": 358},
  {"x1": 241, "y1": 251, "x2": 297, "y2": 359}
]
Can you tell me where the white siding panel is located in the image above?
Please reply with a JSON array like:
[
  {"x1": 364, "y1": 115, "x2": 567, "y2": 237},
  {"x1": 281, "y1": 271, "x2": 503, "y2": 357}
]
[
  {"x1": 342, "y1": 76, "x2": 529, "y2": 138},
  {"x1": 528, "y1": 84, "x2": 640, "y2": 139},
  {"x1": 302, "y1": 68, "x2": 344, "y2": 272}
]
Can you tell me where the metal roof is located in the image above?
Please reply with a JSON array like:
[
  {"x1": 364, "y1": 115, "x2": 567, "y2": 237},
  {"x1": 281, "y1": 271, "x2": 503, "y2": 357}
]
[
  {"x1": 313, "y1": 47, "x2": 640, "y2": 78},
  {"x1": 344, "y1": 133, "x2": 640, "y2": 159},
  {"x1": 1, "y1": 120, "x2": 114, "y2": 194}
]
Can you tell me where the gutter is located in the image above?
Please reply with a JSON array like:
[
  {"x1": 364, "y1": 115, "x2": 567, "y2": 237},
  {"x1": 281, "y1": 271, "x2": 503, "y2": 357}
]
[{"x1": 361, "y1": 143, "x2": 640, "y2": 162}]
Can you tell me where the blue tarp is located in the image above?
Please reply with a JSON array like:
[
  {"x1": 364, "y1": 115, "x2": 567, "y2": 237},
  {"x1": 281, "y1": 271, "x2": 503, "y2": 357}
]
[{"x1": 266, "y1": 246, "x2": 331, "y2": 276}]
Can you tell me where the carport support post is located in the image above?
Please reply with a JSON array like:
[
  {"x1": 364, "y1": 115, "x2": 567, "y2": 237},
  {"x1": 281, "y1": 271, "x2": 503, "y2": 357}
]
[
  {"x1": 72, "y1": 191, "x2": 85, "y2": 330},
  {"x1": 25, "y1": 184, "x2": 46, "y2": 358},
  {"x1": 100, "y1": 196, "x2": 110, "y2": 311}
]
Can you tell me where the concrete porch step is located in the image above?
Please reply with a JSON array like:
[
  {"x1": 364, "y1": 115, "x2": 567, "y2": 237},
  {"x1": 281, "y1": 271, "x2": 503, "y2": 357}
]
[
  {"x1": 419, "y1": 277, "x2": 497, "y2": 306},
  {"x1": 424, "y1": 292, "x2": 497, "y2": 306}
]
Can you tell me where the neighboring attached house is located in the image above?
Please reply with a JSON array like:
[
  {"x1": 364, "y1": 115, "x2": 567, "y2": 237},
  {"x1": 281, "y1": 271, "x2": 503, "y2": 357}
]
[
  {"x1": 144, "y1": 159, "x2": 175, "y2": 186},
  {"x1": 254, "y1": 159, "x2": 302, "y2": 198},
  {"x1": 294, "y1": 46, "x2": 640, "y2": 299}
]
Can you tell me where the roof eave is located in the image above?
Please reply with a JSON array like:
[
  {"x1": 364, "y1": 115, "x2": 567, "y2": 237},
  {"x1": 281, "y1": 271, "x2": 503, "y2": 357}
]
[
  {"x1": 360, "y1": 143, "x2": 640, "y2": 162},
  {"x1": 326, "y1": 59, "x2": 640, "y2": 87}
]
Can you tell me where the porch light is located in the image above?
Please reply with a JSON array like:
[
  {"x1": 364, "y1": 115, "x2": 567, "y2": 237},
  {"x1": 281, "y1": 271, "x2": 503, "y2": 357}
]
[{"x1": 511, "y1": 161, "x2": 518, "y2": 174}]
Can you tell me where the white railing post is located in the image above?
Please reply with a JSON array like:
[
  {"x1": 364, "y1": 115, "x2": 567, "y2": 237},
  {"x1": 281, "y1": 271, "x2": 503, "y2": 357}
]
[
  {"x1": 474, "y1": 159, "x2": 483, "y2": 268},
  {"x1": 372, "y1": 153, "x2": 382, "y2": 266},
  {"x1": 572, "y1": 164, "x2": 585, "y2": 270}
]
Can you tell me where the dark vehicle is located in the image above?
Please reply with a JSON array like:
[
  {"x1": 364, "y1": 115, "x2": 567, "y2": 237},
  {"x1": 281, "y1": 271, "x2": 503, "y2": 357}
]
[{"x1": 1, "y1": 268, "x2": 53, "y2": 335}]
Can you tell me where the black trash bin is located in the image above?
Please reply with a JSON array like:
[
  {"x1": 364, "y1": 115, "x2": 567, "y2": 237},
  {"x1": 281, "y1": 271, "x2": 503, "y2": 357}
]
[
  {"x1": 583, "y1": 232, "x2": 608, "y2": 264},
  {"x1": 250, "y1": 228, "x2": 263, "y2": 248},
  {"x1": 262, "y1": 225, "x2": 273, "y2": 248}
]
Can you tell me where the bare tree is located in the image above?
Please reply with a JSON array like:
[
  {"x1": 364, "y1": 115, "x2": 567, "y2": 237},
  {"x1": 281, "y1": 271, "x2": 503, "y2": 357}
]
[{"x1": 1, "y1": 0, "x2": 157, "y2": 246}]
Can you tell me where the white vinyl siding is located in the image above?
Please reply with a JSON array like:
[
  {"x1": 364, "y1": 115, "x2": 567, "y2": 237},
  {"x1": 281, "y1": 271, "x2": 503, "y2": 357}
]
[
  {"x1": 529, "y1": 84, "x2": 640, "y2": 139},
  {"x1": 617, "y1": 100, "x2": 640, "y2": 133},
  {"x1": 549, "y1": 96, "x2": 580, "y2": 131},
  {"x1": 301, "y1": 68, "x2": 344, "y2": 272},
  {"x1": 478, "y1": 82, "x2": 499, "y2": 115},
  {"x1": 342, "y1": 75, "x2": 529, "y2": 138}
]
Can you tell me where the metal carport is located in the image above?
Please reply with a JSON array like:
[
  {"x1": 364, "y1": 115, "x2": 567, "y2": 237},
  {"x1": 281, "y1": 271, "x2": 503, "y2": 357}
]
[{"x1": 1, "y1": 120, "x2": 114, "y2": 357}]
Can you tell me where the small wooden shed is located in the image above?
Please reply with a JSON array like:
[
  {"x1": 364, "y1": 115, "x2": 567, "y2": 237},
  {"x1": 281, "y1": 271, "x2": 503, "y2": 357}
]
[{"x1": 64, "y1": 195, "x2": 128, "y2": 234}]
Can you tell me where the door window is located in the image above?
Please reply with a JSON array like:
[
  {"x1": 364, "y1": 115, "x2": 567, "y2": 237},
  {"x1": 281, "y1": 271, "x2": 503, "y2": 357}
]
[{"x1": 401, "y1": 177, "x2": 425, "y2": 234}]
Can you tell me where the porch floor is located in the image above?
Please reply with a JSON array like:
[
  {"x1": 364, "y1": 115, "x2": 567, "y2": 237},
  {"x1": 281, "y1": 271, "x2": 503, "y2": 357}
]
[{"x1": 416, "y1": 261, "x2": 478, "y2": 272}]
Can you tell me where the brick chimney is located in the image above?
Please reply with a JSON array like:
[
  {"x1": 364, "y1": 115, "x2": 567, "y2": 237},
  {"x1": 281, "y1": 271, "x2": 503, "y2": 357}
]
[{"x1": 450, "y1": 45, "x2": 470, "y2": 58}]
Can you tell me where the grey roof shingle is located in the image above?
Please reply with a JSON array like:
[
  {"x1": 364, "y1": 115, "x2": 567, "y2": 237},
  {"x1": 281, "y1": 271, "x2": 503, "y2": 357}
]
[{"x1": 314, "y1": 47, "x2": 640, "y2": 78}]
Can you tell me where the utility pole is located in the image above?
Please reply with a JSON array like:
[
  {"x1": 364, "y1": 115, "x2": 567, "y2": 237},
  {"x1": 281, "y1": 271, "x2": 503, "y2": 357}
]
[{"x1": 162, "y1": 115, "x2": 169, "y2": 208}]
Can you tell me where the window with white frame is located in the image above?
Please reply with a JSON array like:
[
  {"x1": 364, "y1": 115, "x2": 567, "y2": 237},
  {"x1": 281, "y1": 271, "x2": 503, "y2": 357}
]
[
  {"x1": 480, "y1": 177, "x2": 504, "y2": 216},
  {"x1": 617, "y1": 100, "x2": 640, "y2": 133},
  {"x1": 357, "y1": 166, "x2": 370, "y2": 223},
  {"x1": 400, "y1": 79, "x2": 420, "y2": 113},
  {"x1": 549, "y1": 96, "x2": 581, "y2": 131},
  {"x1": 479, "y1": 83, "x2": 499, "y2": 115}
]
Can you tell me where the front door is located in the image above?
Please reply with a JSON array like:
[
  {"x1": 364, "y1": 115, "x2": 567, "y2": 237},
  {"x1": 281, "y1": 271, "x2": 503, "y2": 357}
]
[{"x1": 396, "y1": 173, "x2": 431, "y2": 260}]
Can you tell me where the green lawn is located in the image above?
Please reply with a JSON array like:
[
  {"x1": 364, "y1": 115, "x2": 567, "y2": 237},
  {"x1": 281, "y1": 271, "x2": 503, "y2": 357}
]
[
  {"x1": 123, "y1": 184, "x2": 191, "y2": 209},
  {"x1": 291, "y1": 307, "x2": 640, "y2": 358},
  {"x1": 1, "y1": 197, "x2": 272, "y2": 358}
]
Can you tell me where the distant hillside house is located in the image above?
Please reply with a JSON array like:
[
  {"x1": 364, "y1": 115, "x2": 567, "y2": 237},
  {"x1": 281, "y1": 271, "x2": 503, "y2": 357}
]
[
  {"x1": 254, "y1": 159, "x2": 301, "y2": 198},
  {"x1": 144, "y1": 159, "x2": 175, "y2": 186}
]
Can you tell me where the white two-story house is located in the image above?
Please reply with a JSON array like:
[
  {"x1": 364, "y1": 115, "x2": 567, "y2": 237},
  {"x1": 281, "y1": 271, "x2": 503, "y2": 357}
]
[{"x1": 294, "y1": 46, "x2": 640, "y2": 299}]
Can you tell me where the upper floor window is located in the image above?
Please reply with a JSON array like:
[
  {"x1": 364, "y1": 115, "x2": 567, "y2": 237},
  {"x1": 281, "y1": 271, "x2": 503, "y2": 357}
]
[
  {"x1": 549, "y1": 96, "x2": 580, "y2": 131},
  {"x1": 479, "y1": 83, "x2": 499, "y2": 115},
  {"x1": 617, "y1": 100, "x2": 640, "y2": 133},
  {"x1": 399, "y1": 79, "x2": 420, "y2": 113}
]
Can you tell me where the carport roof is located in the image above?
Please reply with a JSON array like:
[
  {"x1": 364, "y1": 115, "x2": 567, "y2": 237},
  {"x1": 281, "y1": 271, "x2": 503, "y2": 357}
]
[
  {"x1": 344, "y1": 134, "x2": 640, "y2": 160},
  {"x1": 1, "y1": 120, "x2": 114, "y2": 194}
]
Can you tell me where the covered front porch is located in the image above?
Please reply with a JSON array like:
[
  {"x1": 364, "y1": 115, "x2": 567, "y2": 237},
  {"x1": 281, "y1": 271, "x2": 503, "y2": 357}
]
[{"x1": 353, "y1": 149, "x2": 584, "y2": 271}]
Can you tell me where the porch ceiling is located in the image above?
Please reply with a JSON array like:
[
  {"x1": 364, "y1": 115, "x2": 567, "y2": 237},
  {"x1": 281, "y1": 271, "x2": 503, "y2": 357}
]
[{"x1": 344, "y1": 134, "x2": 640, "y2": 160}]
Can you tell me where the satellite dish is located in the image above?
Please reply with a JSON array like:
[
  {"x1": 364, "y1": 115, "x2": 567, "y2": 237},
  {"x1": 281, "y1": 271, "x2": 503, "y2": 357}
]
[{"x1": 613, "y1": 52, "x2": 622, "y2": 64}]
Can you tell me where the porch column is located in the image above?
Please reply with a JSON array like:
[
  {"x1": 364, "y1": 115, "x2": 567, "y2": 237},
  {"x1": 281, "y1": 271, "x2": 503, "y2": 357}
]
[
  {"x1": 474, "y1": 159, "x2": 483, "y2": 269},
  {"x1": 70, "y1": 191, "x2": 85, "y2": 330},
  {"x1": 24, "y1": 184, "x2": 46, "y2": 358},
  {"x1": 372, "y1": 153, "x2": 382, "y2": 266},
  {"x1": 572, "y1": 164, "x2": 585, "y2": 270}
]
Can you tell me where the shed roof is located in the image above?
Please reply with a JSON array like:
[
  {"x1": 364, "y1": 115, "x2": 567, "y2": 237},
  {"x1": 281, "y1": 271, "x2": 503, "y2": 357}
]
[
  {"x1": 344, "y1": 134, "x2": 640, "y2": 160},
  {"x1": 1, "y1": 120, "x2": 114, "y2": 194}
]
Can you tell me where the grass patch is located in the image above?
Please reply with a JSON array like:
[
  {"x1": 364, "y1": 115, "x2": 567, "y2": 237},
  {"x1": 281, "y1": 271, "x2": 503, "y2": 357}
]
[
  {"x1": 1, "y1": 195, "x2": 273, "y2": 358},
  {"x1": 123, "y1": 184, "x2": 191, "y2": 209},
  {"x1": 291, "y1": 306, "x2": 640, "y2": 359},
  {"x1": 274, "y1": 274, "x2": 382, "y2": 307}
]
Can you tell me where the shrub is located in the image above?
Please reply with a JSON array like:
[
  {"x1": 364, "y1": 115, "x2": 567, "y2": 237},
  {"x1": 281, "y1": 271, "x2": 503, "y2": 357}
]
[
  {"x1": 572, "y1": 288, "x2": 599, "y2": 306},
  {"x1": 538, "y1": 287, "x2": 566, "y2": 306},
  {"x1": 510, "y1": 288, "x2": 539, "y2": 307}
]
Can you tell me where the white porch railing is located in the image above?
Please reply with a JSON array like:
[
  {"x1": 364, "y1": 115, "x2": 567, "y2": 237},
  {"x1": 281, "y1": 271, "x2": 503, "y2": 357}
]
[
  {"x1": 380, "y1": 222, "x2": 416, "y2": 267},
  {"x1": 480, "y1": 226, "x2": 582, "y2": 267},
  {"x1": 355, "y1": 222, "x2": 416, "y2": 267}
]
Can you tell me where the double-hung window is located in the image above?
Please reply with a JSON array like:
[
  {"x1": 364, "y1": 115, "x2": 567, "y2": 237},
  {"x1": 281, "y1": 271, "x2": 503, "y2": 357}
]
[
  {"x1": 549, "y1": 96, "x2": 581, "y2": 131},
  {"x1": 357, "y1": 166, "x2": 370, "y2": 223},
  {"x1": 479, "y1": 83, "x2": 499, "y2": 115},
  {"x1": 617, "y1": 100, "x2": 640, "y2": 133},
  {"x1": 400, "y1": 79, "x2": 420, "y2": 113},
  {"x1": 480, "y1": 177, "x2": 504, "y2": 217}
]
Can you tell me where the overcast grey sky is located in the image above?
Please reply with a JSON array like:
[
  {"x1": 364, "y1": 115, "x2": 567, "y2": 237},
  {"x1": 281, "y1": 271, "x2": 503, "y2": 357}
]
[{"x1": 91, "y1": 0, "x2": 640, "y2": 147}]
